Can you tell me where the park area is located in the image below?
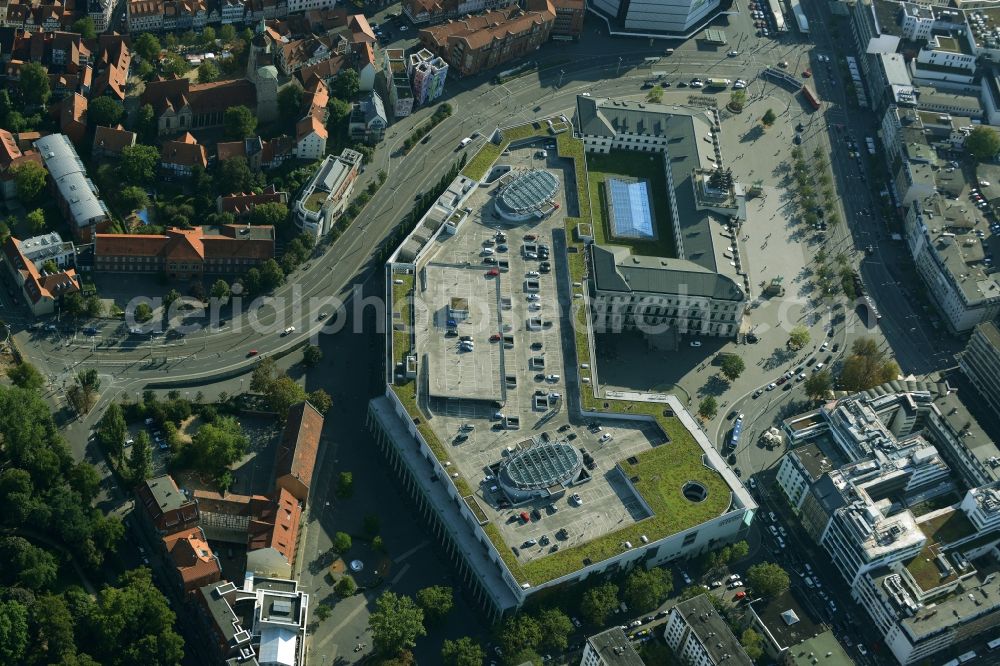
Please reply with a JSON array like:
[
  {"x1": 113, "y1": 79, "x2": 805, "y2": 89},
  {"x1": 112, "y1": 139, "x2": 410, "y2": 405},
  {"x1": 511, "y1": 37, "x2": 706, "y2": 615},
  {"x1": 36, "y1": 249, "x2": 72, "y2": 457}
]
[{"x1": 587, "y1": 150, "x2": 676, "y2": 258}]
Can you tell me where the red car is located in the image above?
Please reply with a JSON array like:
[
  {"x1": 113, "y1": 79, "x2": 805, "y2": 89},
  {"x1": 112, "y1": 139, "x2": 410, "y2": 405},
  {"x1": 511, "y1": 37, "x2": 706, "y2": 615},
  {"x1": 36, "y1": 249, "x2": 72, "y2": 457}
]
[
  {"x1": 776, "y1": 376, "x2": 787, "y2": 385},
  {"x1": 520, "y1": 511, "x2": 530, "y2": 523},
  {"x1": 524, "y1": 234, "x2": 537, "y2": 241},
  {"x1": 802, "y1": 69, "x2": 812, "y2": 77},
  {"x1": 490, "y1": 334, "x2": 501, "y2": 342},
  {"x1": 487, "y1": 268, "x2": 499, "y2": 276},
  {"x1": 247, "y1": 350, "x2": 259, "y2": 357},
  {"x1": 735, "y1": 590, "x2": 747, "y2": 600}
]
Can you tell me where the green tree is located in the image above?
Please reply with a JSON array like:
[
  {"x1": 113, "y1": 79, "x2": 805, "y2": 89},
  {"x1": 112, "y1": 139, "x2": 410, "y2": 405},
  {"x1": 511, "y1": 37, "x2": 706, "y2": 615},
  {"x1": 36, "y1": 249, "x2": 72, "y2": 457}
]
[
  {"x1": 698, "y1": 395, "x2": 718, "y2": 420},
  {"x1": 730, "y1": 540, "x2": 750, "y2": 560},
  {"x1": 220, "y1": 24, "x2": 236, "y2": 42},
  {"x1": 967, "y1": 125, "x2": 1000, "y2": 161},
  {"x1": 647, "y1": 85, "x2": 664, "y2": 103},
  {"x1": 442, "y1": 637, "x2": 484, "y2": 666},
  {"x1": 249, "y1": 201, "x2": 288, "y2": 228},
  {"x1": 314, "y1": 603, "x2": 333, "y2": 621},
  {"x1": 89, "y1": 97, "x2": 124, "y2": 127},
  {"x1": 30, "y1": 595, "x2": 75, "y2": 662},
  {"x1": 741, "y1": 628, "x2": 765, "y2": 661},
  {"x1": 279, "y1": 84, "x2": 304, "y2": 122},
  {"x1": 129, "y1": 431, "x2": 153, "y2": 482},
  {"x1": 762, "y1": 108, "x2": 777, "y2": 126},
  {"x1": 119, "y1": 186, "x2": 150, "y2": 212},
  {"x1": 7, "y1": 361, "x2": 44, "y2": 392},
  {"x1": 86, "y1": 295, "x2": 104, "y2": 318},
  {"x1": 337, "y1": 471, "x2": 353, "y2": 498},
  {"x1": 134, "y1": 33, "x2": 162, "y2": 62},
  {"x1": 307, "y1": 389, "x2": 332, "y2": 414},
  {"x1": 330, "y1": 68, "x2": 360, "y2": 100},
  {"x1": 498, "y1": 614, "x2": 542, "y2": 655},
  {"x1": 720, "y1": 354, "x2": 745, "y2": 381},
  {"x1": 266, "y1": 376, "x2": 305, "y2": 417},
  {"x1": 0, "y1": 536, "x2": 59, "y2": 590},
  {"x1": 368, "y1": 592, "x2": 426, "y2": 656},
  {"x1": 623, "y1": 567, "x2": 673, "y2": 612},
  {"x1": 536, "y1": 607, "x2": 573, "y2": 652},
  {"x1": 136, "y1": 103, "x2": 157, "y2": 141},
  {"x1": 840, "y1": 337, "x2": 899, "y2": 391},
  {"x1": 163, "y1": 288, "x2": 181, "y2": 310},
  {"x1": 327, "y1": 97, "x2": 352, "y2": 138},
  {"x1": 0, "y1": 600, "x2": 29, "y2": 662},
  {"x1": 201, "y1": 26, "x2": 216, "y2": 44},
  {"x1": 804, "y1": 369, "x2": 832, "y2": 400},
  {"x1": 260, "y1": 258, "x2": 284, "y2": 291},
  {"x1": 197, "y1": 60, "x2": 219, "y2": 83},
  {"x1": 746, "y1": 562, "x2": 790, "y2": 597},
  {"x1": 415, "y1": 586, "x2": 453, "y2": 624},
  {"x1": 134, "y1": 302, "x2": 153, "y2": 323},
  {"x1": 581, "y1": 582, "x2": 619, "y2": 626},
  {"x1": 217, "y1": 156, "x2": 256, "y2": 194},
  {"x1": 161, "y1": 52, "x2": 189, "y2": 76},
  {"x1": 63, "y1": 291, "x2": 86, "y2": 319},
  {"x1": 302, "y1": 345, "x2": 322, "y2": 367},
  {"x1": 211, "y1": 279, "x2": 230, "y2": 302},
  {"x1": 19, "y1": 62, "x2": 50, "y2": 107},
  {"x1": 118, "y1": 144, "x2": 160, "y2": 185},
  {"x1": 72, "y1": 16, "x2": 97, "y2": 38},
  {"x1": 788, "y1": 325, "x2": 810, "y2": 350},
  {"x1": 729, "y1": 89, "x2": 746, "y2": 111},
  {"x1": 190, "y1": 416, "x2": 248, "y2": 476},
  {"x1": 25, "y1": 208, "x2": 46, "y2": 233},
  {"x1": 97, "y1": 403, "x2": 127, "y2": 459},
  {"x1": 11, "y1": 161, "x2": 47, "y2": 202},
  {"x1": 224, "y1": 105, "x2": 257, "y2": 139},
  {"x1": 332, "y1": 531, "x2": 352, "y2": 553},
  {"x1": 334, "y1": 576, "x2": 356, "y2": 597}
]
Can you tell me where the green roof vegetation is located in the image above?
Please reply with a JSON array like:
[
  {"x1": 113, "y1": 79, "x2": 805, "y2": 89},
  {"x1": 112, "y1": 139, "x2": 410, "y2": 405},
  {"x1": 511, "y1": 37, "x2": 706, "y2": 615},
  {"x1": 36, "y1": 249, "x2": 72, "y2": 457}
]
[
  {"x1": 462, "y1": 142, "x2": 504, "y2": 181},
  {"x1": 385, "y1": 129, "x2": 734, "y2": 588},
  {"x1": 586, "y1": 150, "x2": 677, "y2": 258},
  {"x1": 918, "y1": 510, "x2": 975, "y2": 545},
  {"x1": 905, "y1": 543, "x2": 956, "y2": 591},
  {"x1": 303, "y1": 189, "x2": 328, "y2": 213},
  {"x1": 391, "y1": 273, "x2": 413, "y2": 372}
]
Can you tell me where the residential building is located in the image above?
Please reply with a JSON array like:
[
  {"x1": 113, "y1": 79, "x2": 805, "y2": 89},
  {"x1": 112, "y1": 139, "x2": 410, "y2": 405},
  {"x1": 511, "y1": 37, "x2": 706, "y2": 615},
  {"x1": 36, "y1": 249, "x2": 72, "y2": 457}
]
[
  {"x1": 356, "y1": 41, "x2": 376, "y2": 91},
  {"x1": 161, "y1": 132, "x2": 208, "y2": 177},
  {"x1": 94, "y1": 224, "x2": 275, "y2": 279},
  {"x1": 579, "y1": 626, "x2": 644, "y2": 666},
  {"x1": 127, "y1": 0, "x2": 165, "y2": 31},
  {"x1": 781, "y1": 630, "x2": 855, "y2": 666},
  {"x1": 217, "y1": 135, "x2": 294, "y2": 170},
  {"x1": 383, "y1": 48, "x2": 413, "y2": 117},
  {"x1": 418, "y1": 3, "x2": 555, "y2": 78},
  {"x1": 0, "y1": 129, "x2": 42, "y2": 199},
  {"x1": 140, "y1": 76, "x2": 259, "y2": 136},
  {"x1": 92, "y1": 125, "x2": 137, "y2": 159},
  {"x1": 1, "y1": 234, "x2": 80, "y2": 316},
  {"x1": 34, "y1": 133, "x2": 111, "y2": 242},
  {"x1": 402, "y1": 0, "x2": 518, "y2": 25},
  {"x1": 590, "y1": 0, "x2": 720, "y2": 34},
  {"x1": 550, "y1": 0, "x2": 584, "y2": 39},
  {"x1": 246, "y1": 487, "x2": 302, "y2": 578},
  {"x1": 274, "y1": 401, "x2": 323, "y2": 503},
  {"x1": 910, "y1": 31, "x2": 977, "y2": 87},
  {"x1": 408, "y1": 48, "x2": 448, "y2": 106},
  {"x1": 287, "y1": 0, "x2": 335, "y2": 14},
  {"x1": 959, "y1": 321, "x2": 1000, "y2": 414},
  {"x1": 663, "y1": 594, "x2": 754, "y2": 666},
  {"x1": 348, "y1": 90, "x2": 387, "y2": 144},
  {"x1": 220, "y1": 0, "x2": 246, "y2": 23},
  {"x1": 163, "y1": 527, "x2": 222, "y2": 594},
  {"x1": 575, "y1": 96, "x2": 747, "y2": 338},
  {"x1": 294, "y1": 80, "x2": 329, "y2": 161},
  {"x1": 88, "y1": 0, "x2": 114, "y2": 31},
  {"x1": 92, "y1": 35, "x2": 132, "y2": 102},
  {"x1": 216, "y1": 185, "x2": 288, "y2": 218},
  {"x1": 903, "y1": 194, "x2": 1000, "y2": 333},
  {"x1": 744, "y1": 588, "x2": 831, "y2": 661},
  {"x1": 135, "y1": 475, "x2": 201, "y2": 537},
  {"x1": 196, "y1": 575, "x2": 309, "y2": 666},
  {"x1": 59, "y1": 93, "x2": 88, "y2": 146},
  {"x1": 293, "y1": 149, "x2": 362, "y2": 237},
  {"x1": 917, "y1": 87, "x2": 982, "y2": 121}
]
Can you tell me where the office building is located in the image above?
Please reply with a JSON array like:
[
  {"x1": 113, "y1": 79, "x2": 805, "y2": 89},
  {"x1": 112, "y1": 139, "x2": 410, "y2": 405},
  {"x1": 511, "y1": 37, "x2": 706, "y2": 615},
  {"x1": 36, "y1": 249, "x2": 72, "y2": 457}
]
[
  {"x1": 580, "y1": 626, "x2": 644, "y2": 666},
  {"x1": 590, "y1": 0, "x2": 721, "y2": 35},
  {"x1": 960, "y1": 322, "x2": 1000, "y2": 414},
  {"x1": 293, "y1": 149, "x2": 363, "y2": 238}
]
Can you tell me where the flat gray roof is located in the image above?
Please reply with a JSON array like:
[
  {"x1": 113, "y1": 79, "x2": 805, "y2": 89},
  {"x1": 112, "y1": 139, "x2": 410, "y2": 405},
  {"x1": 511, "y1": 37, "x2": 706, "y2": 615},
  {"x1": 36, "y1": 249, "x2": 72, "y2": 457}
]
[
  {"x1": 34, "y1": 133, "x2": 109, "y2": 228},
  {"x1": 585, "y1": 626, "x2": 644, "y2": 665},
  {"x1": 675, "y1": 594, "x2": 754, "y2": 666},
  {"x1": 591, "y1": 245, "x2": 744, "y2": 301}
]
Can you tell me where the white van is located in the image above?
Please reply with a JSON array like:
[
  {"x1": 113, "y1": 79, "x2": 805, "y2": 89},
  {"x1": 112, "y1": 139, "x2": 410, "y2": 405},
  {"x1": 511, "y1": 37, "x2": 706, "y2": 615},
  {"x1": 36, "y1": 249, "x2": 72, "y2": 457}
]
[{"x1": 459, "y1": 137, "x2": 472, "y2": 148}]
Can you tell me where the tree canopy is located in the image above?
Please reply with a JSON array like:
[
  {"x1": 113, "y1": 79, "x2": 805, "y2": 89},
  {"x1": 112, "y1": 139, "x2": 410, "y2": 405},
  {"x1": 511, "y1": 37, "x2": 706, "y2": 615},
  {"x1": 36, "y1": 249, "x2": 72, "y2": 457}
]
[
  {"x1": 581, "y1": 582, "x2": 619, "y2": 626},
  {"x1": 720, "y1": 354, "x2": 745, "y2": 381},
  {"x1": 804, "y1": 369, "x2": 832, "y2": 400},
  {"x1": 623, "y1": 567, "x2": 673, "y2": 612},
  {"x1": 839, "y1": 336, "x2": 899, "y2": 392},
  {"x1": 746, "y1": 562, "x2": 790, "y2": 597},
  {"x1": 441, "y1": 637, "x2": 484, "y2": 666},
  {"x1": 788, "y1": 325, "x2": 810, "y2": 349},
  {"x1": 89, "y1": 97, "x2": 124, "y2": 127},
  {"x1": 698, "y1": 396, "x2": 718, "y2": 420},
  {"x1": 415, "y1": 586, "x2": 453, "y2": 624},
  {"x1": 134, "y1": 33, "x2": 161, "y2": 62},
  {"x1": 189, "y1": 416, "x2": 248, "y2": 476},
  {"x1": 224, "y1": 105, "x2": 257, "y2": 139},
  {"x1": 368, "y1": 592, "x2": 426, "y2": 656},
  {"x1": 967, "y1": 125, "x2": 1000, "y2": 161},
  {"x1": 7, "y1": 361, "x2": 45, "y2": 392},
  {"x1": 11, "y1": 161, "x2": 47, "y2": 202},
  {"x1": 330, "y1": 68, "x2": 360, "y2": 101},
  {"x1": 19, "y1": 62, "x2": 50, "y2": 106},
  {"x1": 118, "y1": 144, "x2": 160, "y2": 185}
]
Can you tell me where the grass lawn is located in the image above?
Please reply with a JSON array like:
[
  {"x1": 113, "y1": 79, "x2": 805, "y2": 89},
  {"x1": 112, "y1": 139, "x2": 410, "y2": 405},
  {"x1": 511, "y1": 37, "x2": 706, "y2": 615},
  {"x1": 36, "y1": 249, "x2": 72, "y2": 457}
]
[{"x1": 586, "y1": 150, "x2": 677, "y2": 258}]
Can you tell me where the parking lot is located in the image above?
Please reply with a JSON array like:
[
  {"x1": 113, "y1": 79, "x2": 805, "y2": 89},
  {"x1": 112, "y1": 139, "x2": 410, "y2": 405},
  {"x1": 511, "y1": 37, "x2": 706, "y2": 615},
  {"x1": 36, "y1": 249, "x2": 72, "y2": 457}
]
[{"x1": 412, "y1": 145, "x2": 678, "y2": 564}]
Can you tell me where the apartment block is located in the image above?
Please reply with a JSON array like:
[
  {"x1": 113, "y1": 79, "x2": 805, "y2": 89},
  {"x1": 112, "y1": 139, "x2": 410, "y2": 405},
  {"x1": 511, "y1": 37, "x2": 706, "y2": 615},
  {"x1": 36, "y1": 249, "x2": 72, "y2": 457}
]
[
  {"x1": 663, "y1": 594, "x2": 754, "y2": 666},
  {"x1": 408, "y1": 48, "x2": 448, "y2": 106},
  {"x1": 959, "y1": 321, "x2": 1000, "y2": 414},
  {"x1": 418, "y1": 2, "x2": 555, "y2": 78},
  {"x1": 293, "y1": 149, "x2": 362, "y2": 238},
  {"x1": 383, "y1": 48, "x2": 414, "y2": 117}
]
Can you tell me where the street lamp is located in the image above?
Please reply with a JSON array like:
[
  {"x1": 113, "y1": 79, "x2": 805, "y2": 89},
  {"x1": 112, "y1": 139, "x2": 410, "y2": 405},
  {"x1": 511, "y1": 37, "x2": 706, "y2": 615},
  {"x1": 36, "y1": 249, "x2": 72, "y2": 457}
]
[
  {"x1": 558, "y1": 69, "x2": 565, "y2": 88},
  {"x1": 616, "y1": 56, "x2": 624, "y2": 77}
]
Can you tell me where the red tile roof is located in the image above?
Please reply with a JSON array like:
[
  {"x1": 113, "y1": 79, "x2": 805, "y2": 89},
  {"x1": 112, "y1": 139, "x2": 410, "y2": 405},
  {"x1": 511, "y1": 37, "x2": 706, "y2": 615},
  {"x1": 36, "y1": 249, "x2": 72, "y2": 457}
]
[
  {"x1": 0, "y1": 130, "x2": 23, "y2": 169},
  {"x1": 247, "y1": 487, "x2": 301, "y2": 564},
  {"x1": 162, "y1": 132, "x2": 208, "y2": 169},
  {"x1": 2, "y1": 236, "x2": 79, "y2": 305},
  {"x1": 217, "y1": 185, "x2": 287, "y2": 216},
  {"x1": 348, "y1": 13, "x2": 377, "y2": 43},
  {"x1": 96, "y1": 225, "x2": 275, "y2": 262},
  {"x1": 142, "y1": 77, "x2": 257, "y2": 118},
  {"x1": 93, "y1": 125, "x2": 137, "y2": 156},
  {"x1": 274, "y1": 401, "x2": 323, "y2": 500},
  {"x1": 163, "y1": 527, "x2": 221, "y2": 592}
]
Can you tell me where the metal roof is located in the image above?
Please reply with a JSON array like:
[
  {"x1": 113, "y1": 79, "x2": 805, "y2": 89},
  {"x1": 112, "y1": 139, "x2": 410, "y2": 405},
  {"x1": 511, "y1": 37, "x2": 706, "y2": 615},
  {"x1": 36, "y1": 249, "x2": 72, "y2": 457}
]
[
  {"x1": 497, "y1": 169, "x2": 558, "y2": 213},
  {"x1": 34, "y1": 134, "x2": 109, "y2": 229},
  {"x1": 500, "y1": 442, "x2": 581, "y2": 491}
]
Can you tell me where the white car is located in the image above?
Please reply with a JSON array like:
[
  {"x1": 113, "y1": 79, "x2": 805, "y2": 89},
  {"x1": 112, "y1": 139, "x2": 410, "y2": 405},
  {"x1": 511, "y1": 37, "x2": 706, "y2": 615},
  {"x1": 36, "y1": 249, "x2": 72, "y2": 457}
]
[
  {"x1": 728, "y1": 581, "x2": 744, "y2": 589},
  {"x1": 545, "y1": 374, "x2": 560, "y2": 382},
  {"x1": 734, "y1": 80, "x2": 747, "y2": 89},
  {"x1": 527, "y1": 294, "x2": 541, "y2": 301},
  {"x1": 571, "y1": 493, "x2": 583, "y2": 505},
  {"x1": 282, "y1": 326, "x2": 295, "y2": 336},
  {"x1": 728, "y1": 573, "x2": 741, "y2": 582},
  {"x1": 857, "y1": 646, "x2": 868, "y2": 656},
  {"x1": 526, "y1": 271, "x2": 539, "y2": 277},
  {"x1": 690, "y1": 341, "x2": 702, "y2": 347},
  {"x1": 599, "y1": 433, "x2": 613, "y2": 443},
  {"x1": 581, "y1": 92, "x2": 591, "y2": 97},
  {"x1": 766, "y1": 382, "x2": 777, "y2": 391},
  {"x1": 727, "y1": 50, "x2": 739, "y2": 57},
  {"x1": 399, "y1": 24, "x2": 408, "y2": 31}
]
